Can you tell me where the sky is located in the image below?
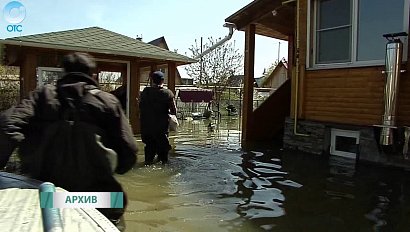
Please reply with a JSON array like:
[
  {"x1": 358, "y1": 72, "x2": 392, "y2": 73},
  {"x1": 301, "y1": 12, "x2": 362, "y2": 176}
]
[{"x1": 0, "y1": 0, "x2": 288, "y2": 78}]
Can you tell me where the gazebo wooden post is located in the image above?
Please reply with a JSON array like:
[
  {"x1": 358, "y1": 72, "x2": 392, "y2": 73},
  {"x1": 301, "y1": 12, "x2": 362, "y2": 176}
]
[
  {"x1": 167, "y1": 62, "x2": 176, "y2": 94},
  {"x1": 129, "y1": 59, "x2": 141, "y2": 134},
  {"x1": 241, "y1": 24, "x2": 256, "y2": 147},
  {"x1": 20, "y1": 50, "x2": 37, "y2": 99}
]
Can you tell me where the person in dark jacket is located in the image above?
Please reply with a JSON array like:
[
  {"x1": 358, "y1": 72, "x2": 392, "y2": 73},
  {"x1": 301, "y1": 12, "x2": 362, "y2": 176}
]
[
  {"x1": 110, "y1": 85, "x2": 127, "y2": 110},
  {"x1": 139, "y1": 71, "x2": 176, "y2": 165},
  {"x1": 0, "y1": 52, "x2": 137, "y2": 227}
]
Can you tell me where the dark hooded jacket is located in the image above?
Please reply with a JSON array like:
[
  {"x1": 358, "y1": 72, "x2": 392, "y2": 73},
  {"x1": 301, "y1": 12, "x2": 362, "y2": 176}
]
[
  {"x1": 139, "y1": 86, "x2": 175, "y2": 135},
  {"x1": 0, "y1": 72, "x2": 137, "y2": 177}
]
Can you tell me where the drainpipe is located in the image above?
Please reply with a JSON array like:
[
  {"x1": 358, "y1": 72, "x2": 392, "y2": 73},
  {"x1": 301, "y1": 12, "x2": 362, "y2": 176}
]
[
  {"x1": 194, "y1": 22, "x2": 236, "y2": 60},
  {"x1": 293, "y1": 0, "x2": 309, "y2": 136}
]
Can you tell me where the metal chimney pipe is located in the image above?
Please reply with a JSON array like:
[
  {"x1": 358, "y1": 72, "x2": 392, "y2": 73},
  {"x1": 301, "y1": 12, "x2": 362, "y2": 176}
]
[{"x1": 380, "y1": 38, "x2": 403, "y2": 145}]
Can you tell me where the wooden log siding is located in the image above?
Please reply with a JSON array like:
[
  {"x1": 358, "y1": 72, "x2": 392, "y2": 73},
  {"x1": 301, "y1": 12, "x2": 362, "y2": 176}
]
[
  {"x1": 398, "y1": 70, "x2": 410, "y2": 124},
  {"x1": 302, "y1": 66, "x2": 410, "y2": 126}
]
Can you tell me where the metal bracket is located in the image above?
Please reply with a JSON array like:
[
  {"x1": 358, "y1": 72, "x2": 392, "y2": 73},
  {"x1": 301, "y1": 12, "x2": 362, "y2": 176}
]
[
  {"x1": 381, "y1": 70, "x2": 406, "y2": 74},
  {"x1": 373, "y1": 124, "x2": 398, "y2": 129}
]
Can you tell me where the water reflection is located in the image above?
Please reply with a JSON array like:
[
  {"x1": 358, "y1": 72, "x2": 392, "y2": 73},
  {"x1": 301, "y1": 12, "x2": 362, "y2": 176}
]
[
  {"x1": 225, "y1": 151, "x2": 296, "y2": 224},
  {"x1": 119, "y1": 117, "x2": 410, "y2": 232}
]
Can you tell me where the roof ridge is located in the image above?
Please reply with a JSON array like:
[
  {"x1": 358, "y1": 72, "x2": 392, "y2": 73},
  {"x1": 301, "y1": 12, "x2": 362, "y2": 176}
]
[
  {"x1": 6, "y1": 26, "x2": 101, "y2": 40},
  {"x1": 85, "y1": 28, "x2": 183, "y2": 56}
]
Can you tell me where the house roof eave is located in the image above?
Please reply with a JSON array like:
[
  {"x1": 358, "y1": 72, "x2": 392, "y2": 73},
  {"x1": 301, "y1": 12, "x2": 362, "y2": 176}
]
[{"x1": 225, "y1": 0, "x2": 294, "y2": 40}]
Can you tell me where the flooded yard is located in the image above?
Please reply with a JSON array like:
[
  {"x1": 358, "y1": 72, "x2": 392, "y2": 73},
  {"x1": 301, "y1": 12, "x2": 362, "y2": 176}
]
[{"x1": 118, "y1": 117, "x2": 410, "y2": 232}]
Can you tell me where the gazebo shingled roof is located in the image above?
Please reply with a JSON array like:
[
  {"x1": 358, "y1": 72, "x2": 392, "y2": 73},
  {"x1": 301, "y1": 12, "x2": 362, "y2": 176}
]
[{"x1": 1, "y1": 27, "x2": 196, "y2": 65}]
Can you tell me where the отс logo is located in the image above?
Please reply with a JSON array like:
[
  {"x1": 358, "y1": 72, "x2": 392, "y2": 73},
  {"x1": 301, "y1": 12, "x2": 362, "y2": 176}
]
[
  {"x1": 3, "y1": 1, "x2": 25, "y2": 32},
  {"x1": 4, "y1": 1, "x2": 25, "y2": 23}
]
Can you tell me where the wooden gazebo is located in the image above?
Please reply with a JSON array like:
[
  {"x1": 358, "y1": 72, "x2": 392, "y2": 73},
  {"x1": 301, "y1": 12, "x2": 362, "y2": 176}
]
[{"x1": 0, "y1": 27, "x2": 196, "y2": 134}]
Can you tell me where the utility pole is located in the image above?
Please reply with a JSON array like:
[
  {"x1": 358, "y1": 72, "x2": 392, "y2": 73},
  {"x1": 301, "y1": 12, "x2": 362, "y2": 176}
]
[
  {"x1": 277, "y1": 41, "x2": 281, "y2": 63},
  {"x1": 200, "y1": 37, "x2": 203, "y2": 86}
]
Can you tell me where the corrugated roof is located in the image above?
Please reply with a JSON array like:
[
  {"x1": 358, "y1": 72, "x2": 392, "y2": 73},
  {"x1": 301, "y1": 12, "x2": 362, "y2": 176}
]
[{"x1": 2, "y1": 27, "x2": 196, "y2": 64}]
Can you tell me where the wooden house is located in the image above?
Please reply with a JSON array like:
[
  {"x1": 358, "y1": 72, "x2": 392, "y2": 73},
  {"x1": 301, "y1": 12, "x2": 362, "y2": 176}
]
[
  {"x1": 226, "y1": 0, "x2": 410, "y2": 163},
  {"x1": 260, "y1": 60, "x2": 288, "y2": 89},
  {"x1": 137, "y1": 36, "x2": 184, "y2": 86},
  {"x1": 0, "y1": 27, "x2": 195, "y2": 134},
  {"x1": 147, "y1": 37, "x2": 195, "y2": 86}
]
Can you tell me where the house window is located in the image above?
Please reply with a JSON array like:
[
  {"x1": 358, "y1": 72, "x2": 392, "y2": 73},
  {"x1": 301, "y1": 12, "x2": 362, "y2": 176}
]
[
  {"x1": 330, "y1": 128, "x2": 360, "y2": 159},
  {"x1": 316, "y1": 0, "x2": 352, "y2": 64},
  {"x1": 313, "y1": 0, "x2": 408, "y2": 66}
]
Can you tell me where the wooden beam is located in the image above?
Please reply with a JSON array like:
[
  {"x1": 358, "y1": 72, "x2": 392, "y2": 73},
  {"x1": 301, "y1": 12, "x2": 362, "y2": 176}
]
[
  {"x1": 288, "y1": 34, "x2": 295, "y2": 118},
  {"x1": 167, "y1": 62, "x2": 176, "y2": 94},
  {"x1": 298, "y1": 0, "x2": 308, "y2": 118},
  {"x1": 255, "y1": 24, "x2": 289, "y2": 40},
  {"x1": 231, "y1": 0, "x2": 283, "y2": 30},
  {"x1": 257, "y1": 6, "x2": 295, "y2": 36},
  {"x1": 37, "y1": 52, "x2": 60, "y2": 67},
  {"x1": 287, "y1": 35, "x2": 295, "y2": 74},
  {"x1": 20, "y1": 50, "x2": 37, "y2": 99},
  {"x1": 407, "y1": 6, "x2": 410, "y2": 68},
  {"x1": 257, "y1": 20, "x2": 294, "y2": 36},
  {"x1": 242, "y1": 24, "x2": 256, "y2": 147},
  {"x1": 299, "y1": 64, "x2": 305, "y2": 118},
  {"x1": 96, "y1": 62, "x2": 127, "y2": 73},
  {"x1": 298, "y1": 0, "x2": 308, "y2": 66},
  {"x1": 129, "y1": 59, "x2": 140, "y2": 134}
]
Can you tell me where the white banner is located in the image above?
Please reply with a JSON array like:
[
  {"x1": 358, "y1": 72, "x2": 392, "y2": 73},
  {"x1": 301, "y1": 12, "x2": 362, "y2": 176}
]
[{"x1": 53, "y1": 192, "x2": 111, "y2": 208}]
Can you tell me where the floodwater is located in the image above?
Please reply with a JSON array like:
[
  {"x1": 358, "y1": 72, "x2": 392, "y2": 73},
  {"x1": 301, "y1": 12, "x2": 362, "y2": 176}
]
[{"x1": 117, "y1": 117, "x2": 410, "y2": 232}]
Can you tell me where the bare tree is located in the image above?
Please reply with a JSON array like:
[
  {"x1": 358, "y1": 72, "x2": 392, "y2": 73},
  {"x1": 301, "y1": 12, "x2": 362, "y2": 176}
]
[
  {"x1": 185, "y1": 37, "x2": 243, "y2": 87},
  {"x1": 185, "y1": 37, "x2": 243, "y2": 114},
  {"x1": 98, "y1": 71, "x2": 122, "y2": 92}
]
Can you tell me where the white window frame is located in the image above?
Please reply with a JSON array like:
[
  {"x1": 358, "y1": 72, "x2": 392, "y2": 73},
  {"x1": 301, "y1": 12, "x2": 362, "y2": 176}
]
[
  {"x1": 330, "y1": 128, "x2": 360, "y2": 159},
  {"x1": 308, "y1": 0, "x2": 410, "y2": 70},
  {"x1": 95, "y1": 58, "x2": 131, "y2": 118}
]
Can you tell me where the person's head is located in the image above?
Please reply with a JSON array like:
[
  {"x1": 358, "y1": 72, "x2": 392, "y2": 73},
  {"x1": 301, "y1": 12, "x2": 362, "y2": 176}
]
[
  {"x1": 150, "y1": 71, "x2": 165, "y2": 85},
  {"x1": 62, "y1": 52, "x2": 96, "y2": 76}
]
